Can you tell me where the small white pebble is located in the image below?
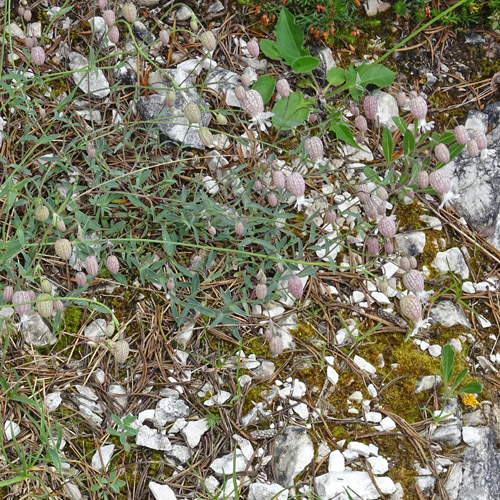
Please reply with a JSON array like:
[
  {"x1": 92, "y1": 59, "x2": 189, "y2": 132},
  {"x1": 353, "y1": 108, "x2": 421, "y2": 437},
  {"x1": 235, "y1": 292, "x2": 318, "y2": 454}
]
[
  {"x1": 448, "y1": 338, "x2": 462, "y2": 353},
  {"x1": 428, "y1": 345, "x2": 442, "y2": 357},
  {"x1": 367, "y1": 384, "x2": 378, "y2": 398},
  {"x1": 419, "y1": 341, "x2": 430, "y2": 351},
  {"x1": 462, "y1": 282, "x2": 475, "y2": 294}
]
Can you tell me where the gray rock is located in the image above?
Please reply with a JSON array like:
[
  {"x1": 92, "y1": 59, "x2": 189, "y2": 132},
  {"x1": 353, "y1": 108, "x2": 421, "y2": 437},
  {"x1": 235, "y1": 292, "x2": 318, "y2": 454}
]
[
  {"x1": 84, "y1": 318, "x2": 107, "y2": 340},
  {"x1": 132, "y1": 21, "x2": 154, "y2": 44},
  {"x1": 149, "y1": 482, "x2": 176, "y2": 500},
  {"x1": 374, "y1": 91, "x2": 399, "y2": 132},
  {"x1": 432, "y1": 248, "x2": 469, "y2": 280},
  {"x1": 164, "y1": 444, "x2": 191, "y2": 466},
  {"x1": 417, "y1": 475, "x2": 435, "y2": 496},
  {"x1": 108, "y1": 384, "x2": 127, "y2": 412},
  {"x1": 395, "y1": 231, "x2": 426, "y2": 256},
  {"x1": 91, "y1": 444, "x2": 114, "y2": 471},
  {"x1": 206, "y1": 66, "x2": 240, "y2": 106},
  {"x1": 248, "y1": 482, "x2": 288, "y2": 500},
  {"x1": 207, "y1": 0, "x2": 224, "y2": 13},
  {"x1": 415, "y1": 375, "x2": 442, "y2": 394},
  {"x1": 315, "y1": 471, "x2": 396, "y2": 499},
  {"x1": 154, "y1": 396, "x2": 189, "y2": 426},
  {"x1": 429, "y1": 300, "x2": 471, "y2": 328},
  {"x1": 314, "y1": 47, "x2": 335, "y2": 80},
  {"x1": 210, "y1": 449, "x2": 248, "y2": 475},
  {"x1": 445, "y1": 407, "x2": 500, "y2": 500},
  {"x1": 68, "y1": 52, "x2": 110, "y2": 98},
  {"x1": 430, "y1": 400, "x2": 462, "y2": 447},
  {"x1": 363, "y1": 0, "x2": 391, "y2": 17},
  {"x1": 175, "y1": 5, "x2": 193, "y2": 20},
  {"x1": 136, "y1": 69, "x2": 211, "y2": 149},
  {"x1": 448, "y1": 108, "x2": 500, "y2": 251},
  {"x1": 21, "y1": 311, "x2": 57, "y2": 346},
  {"x1": 136, "y1": 426, "x2": 172, "y2": 451},
  {"x1": 273, "y1": 426, "x2": 314, "y2": 486}
]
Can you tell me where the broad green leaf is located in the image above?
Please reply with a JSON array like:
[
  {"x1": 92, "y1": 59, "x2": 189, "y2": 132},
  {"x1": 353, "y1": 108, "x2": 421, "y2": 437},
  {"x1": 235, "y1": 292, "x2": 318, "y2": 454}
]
[
  {"x1": 291, "y1": 55, "x2": 319, "y2": 73},
  {"x1": 357, "y1": 63, "x2": 395, "y2": 88},
  {"x1": 252, "y1": 75, "x2": 276, "y2": 104},
  {"x1": 403, "y1": 129, "x2": 415, "y2": 155},
  {"x1": 382, "y1": 128, "x2": 394, "y2": 163},
  {"x1": 363, "y1": 166, "x2": 379, "y2": 182},
  {"x1": 460, "y1": 382, "x2": 482, "y2": 394},
  {"x1": 260, "y1": 39, "x2": 281, "y2": 60},
  {"x1": 326, "y1": 67, "x2": 346, "y2": 86},
  {"x1": 272, "y1": 91, "x2": 311, "y2": 130},
  {"x1": 441, "y1": 344, "x2": 455, "y2": 386},
  {"x1": 274, "y1": 7, "x2": 309, "y2": 65},
  {"x1": 331, "y1": 122, "x2": 359, "y2": 149}
]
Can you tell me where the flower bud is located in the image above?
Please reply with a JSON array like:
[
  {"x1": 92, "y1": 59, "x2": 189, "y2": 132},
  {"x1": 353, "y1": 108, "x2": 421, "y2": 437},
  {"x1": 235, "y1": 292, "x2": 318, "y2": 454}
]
[
  {"x1": 363, "y1": 96, "x2": 378, "y2": 120},
  {"x1": 234, "y1": 85, "x2": 247, "y2": 102},
  {"x1": 454, "y1": 125, "x2": 468, "y2": 145},
  {"x1": 13, "y1": 291, "x2": 32, "y2": 316},
  {"x1": 98, "y1": 0, "x2": 107, "y2": 9},
  {"x1": 184, "y1": 102, "x2": 201, "y2": 123},
  {"x1": 403, "y1": 270, "x2": 424, "y2": 294},
  {"x1": 75, "y1": 272, "x2": 87, "y2": 288},
  {"x1": 235, "y1": 221, "x2": 244, "y2": 236},
  {"x1": 267, "y1": 193, "x2": 278, "y2": 207},
  {"x1": 190, "y1": 17, "x2": 198, "y2": 32},
  {"x1": 354, "y1": 115, "x2": 368, "y2": 132},
  {"x1": 113, "y1": 339, "x2": 130, "y2": 364},
  {"x1": 240, "y1": 72, "x2": 251, "y2": 88},
  {"x1": 25, "y1": 36, "x2": 37, "y2": 49},
  {"x1": 200, "y1": 30, "x2": 216, "y2": 51},
  {"x1": 31, "y1": 46, "x2": 45, "y2": 66},
  {"x1": 324, "y1": 210, "x2": 336, "y2": 225},
  {"x1": 108, "y1": 26, "x2": 120, "y2": 44},
  {"x1": 247, "y1": 39, "x2": 260, "y2": 57},
  {"x1": 409, "y1": 256, "x2": 418, "y2": 269},
  {"x1": 103, "y1": 10, "x2": 115, "y2": 27},
  {"x1": 3, "y1": 286, "x2": 14, "y2": 303},
  {"x1": 417, "y1": 170, "x2": 429, "y2": 189},
  {"x1": 366, "y1": 237, "x2": 380, "y2": 256},
  {"x1": 40, "y1": 279, "x2": 52, "y2": 294},
  {"x1": 272, "y1": 170, "x2": 285, "y2": 189},
  {"x1": 216, "y1": 113, "x2": 228, "y2": 125},
  {"x1": 349, "y1": 102, "x2": 360, "y2": 116},
  {"x1": 18, "y1": 5, "x2": 25, "y2": 16},
  {"x1": 467, "y1": 139, "x2": 478, "y2": 157},
  {"x1": 276, "y1": 78, "x2": 291, "y2": 98},
  {"x1": 53, "y1": 300, "x2": 64, "y2": 312},
  {"x1": 396, "y1": 91, "x2": 407, "y2": 107},
  {"x1": 56, "y1": 217, "x2": 66, "y2": 232},
  {"x1": 288, "y1": 275, "x2": 303, "y2": 300},
  {"x1": 159, "y1": 29, "x2": 170, "y2": 46},
  {"x1": 285, "y1": 172, "x2": 305, "y2": 197},
  {"x1": 269, "y1": 335, "x2": 284, "y2": 356},
  {"x1": 86, "y1": 142, "x2": 96, "y2": 159},
  {"x1": 198, "y1": 127, "x2": 213, "y2": 147},
  {"x1": 255, "y1": 283, "x2": 267, "y2": 300},
  {"x1": 400, "y1": 294, "x2": 422, "y2": 322},
  {"x1": 429, "y1": 169, "x2": 451, "y2": 195},
  {"x1": 55, "y1": 238, "x2": 72, "y2": 260},
  {"x1": 409, "y1": 96, "x2": 427, "y2": 120},
  {"x1": 254, "y1": 179, "x2": 263, "y2": 191},
  {"x1": 434, "y1": 143, "x2": 450, "y2": 164},
  {"x1": 24, "y1": 9, "x2": 32, "y2": 21},
  {"x1": 378, "y1": 217, "x2": 396, "y2": 238},
  {"x1": 35, "y1": 204, "x2": 50, "y2": 222},
  {"x1": 36, "y1": 293, "x2": 53, "y2": 318},
  {"x1": 122, "y1": 2, "x2": 137, "y2": 23},
  {"x1": 106, "y1": 255, "x2": 120, "y2": 274},
  {"x1": 264, "y1": 327, "x2": 273, "y2": 342},
  {"x1": 207, "y1": 224, "x2": 216, "y2": 237},
  {"x1": 399, "y1": 256, "x2": 411, "y2": 272},
  {"x1": 240, "y1": 90, "x2": 264, "y2": 117},
  {"x1": 384, "y1": 241, "x2": 394, "y2": 254},
  {"x1": 85, "y1": 255, "x2": 99, "y2": 277},
  {"x1": 166, "y1": 90, "x2": 176, "y2": 107},
  {"x1": 472, "y1": 130, "x2": 487, "y2": 151},
  {"x1": 304, "y1": 136, "x2": 323, "y2": 162},
  {"x1": 166, "y1": 277, "x2": 175, "y2": 291}
]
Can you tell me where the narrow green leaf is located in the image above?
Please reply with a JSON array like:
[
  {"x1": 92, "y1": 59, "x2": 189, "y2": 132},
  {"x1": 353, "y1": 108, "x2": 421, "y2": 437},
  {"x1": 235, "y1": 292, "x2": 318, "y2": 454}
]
[
  {"x1": 252, "y1": 75, "x2": 276, "y2": 104},
  {"x1": 403, "y1": 129, "x2": 415, "y2": 156},
  {"x1": 451, "y1": 368, "x2": 469, "y2": 392},
  {"x1": 382, "y1": 128, "x2": 394, "y2": 163},
  {"x1": 441, "y1": 344, "x2": 455, "y2": 386},
  {"x1": 392, "y1": 116, "x2": 408, "y2": 134}
]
